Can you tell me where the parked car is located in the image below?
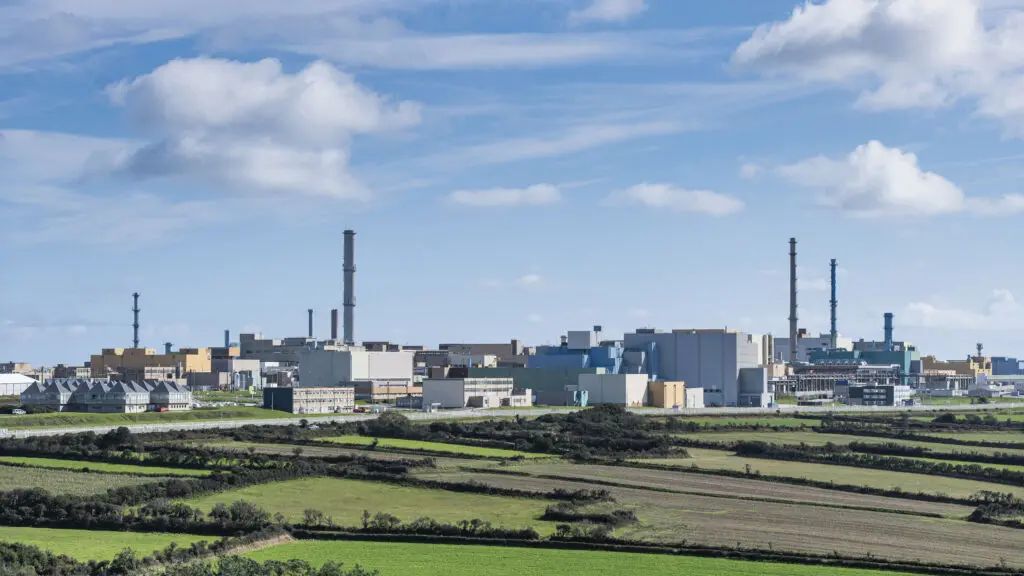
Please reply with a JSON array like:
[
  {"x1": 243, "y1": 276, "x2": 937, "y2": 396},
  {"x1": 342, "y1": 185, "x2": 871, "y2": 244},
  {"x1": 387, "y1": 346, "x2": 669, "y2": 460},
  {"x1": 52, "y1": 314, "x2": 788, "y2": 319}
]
[
  {"x1": 353, "y1": 407, "x2": 367, "y2": 413},
  {"x1": 10, "y1": 409, "x2": 26, "y2": 415}
]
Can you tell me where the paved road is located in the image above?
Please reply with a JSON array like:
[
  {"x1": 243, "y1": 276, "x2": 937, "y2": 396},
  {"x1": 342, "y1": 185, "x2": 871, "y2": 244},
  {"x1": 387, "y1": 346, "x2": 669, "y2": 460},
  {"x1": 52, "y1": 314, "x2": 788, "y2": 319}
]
[{"x1": 2, "y1": 402, "x2": 1022, "y2": 439}]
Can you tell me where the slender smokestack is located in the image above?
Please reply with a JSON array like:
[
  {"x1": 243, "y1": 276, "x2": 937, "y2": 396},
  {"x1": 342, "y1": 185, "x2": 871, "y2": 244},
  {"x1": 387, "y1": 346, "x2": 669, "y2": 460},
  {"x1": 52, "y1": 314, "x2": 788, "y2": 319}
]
[
  {"x1": 884, "y1": 313, "x2": 894, "y2": 352},
  {"x1": 343, "y1": 230, "x2": 356, "y2": 345},
  {"x1": 788, "y1": 238, "x2": 798, "y2": 363},
  {"x1": 829, "y1": 258, "x2": 838, "y2": 350},
  {"x1": 132, "y1": 292, "x2": 141, "y2": 349},
  {"x1": 308, "y1": 309, "x2": 314, "y2": 339},
  {"x1": 224, "y1": 330, "x2": 230, "y2": 348},
  {"x1": 164, "y1": 342, "x2": 172, "y2": 354},
  {"x1": 330, "y1": 309, "x2": 339, "y2": 341}
]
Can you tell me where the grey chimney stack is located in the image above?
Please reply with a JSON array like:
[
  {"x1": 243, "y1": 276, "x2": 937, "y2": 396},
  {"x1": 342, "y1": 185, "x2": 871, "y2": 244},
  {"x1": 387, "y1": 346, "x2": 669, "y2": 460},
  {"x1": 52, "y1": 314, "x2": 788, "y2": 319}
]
[
  {"x1": 330, "y1": 309, "x2": 339, "y2": 341},
  {"x1": 307, "y1": 308, "x2": 314, "y2": 339},
  {"x1": 343, "y1": 230, "x2": 356, "y2": 345},
  {"x1": 788, "y1": 238, "x2": 798, "y2": 364},
  {"x1": 132, "y1": 292, "x2": 141, "y2": 349}
]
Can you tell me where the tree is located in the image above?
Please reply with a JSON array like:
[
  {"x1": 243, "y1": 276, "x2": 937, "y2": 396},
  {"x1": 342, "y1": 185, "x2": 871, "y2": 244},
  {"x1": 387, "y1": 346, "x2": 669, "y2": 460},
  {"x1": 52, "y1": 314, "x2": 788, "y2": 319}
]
[{"x1": 108, "y1": 548, "x2": 142, "y2": 575}]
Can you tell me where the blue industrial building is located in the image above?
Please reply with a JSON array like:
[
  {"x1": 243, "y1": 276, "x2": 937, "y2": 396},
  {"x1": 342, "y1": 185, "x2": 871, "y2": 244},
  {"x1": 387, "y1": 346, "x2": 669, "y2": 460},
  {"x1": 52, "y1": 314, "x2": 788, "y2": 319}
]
[{"x1": 992, "y1": 357, "x2": 1024, "y2": 376}]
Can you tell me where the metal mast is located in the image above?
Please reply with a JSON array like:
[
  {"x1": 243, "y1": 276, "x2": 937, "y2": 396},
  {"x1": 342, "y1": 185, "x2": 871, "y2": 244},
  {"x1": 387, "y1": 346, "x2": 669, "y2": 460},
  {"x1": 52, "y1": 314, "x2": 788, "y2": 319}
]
[
  {"x1": 343, "y1": 230, "x2": 356, "y2": 345},
  {"x1": 829, "y1": 258, "x2": 838, "y2": 350},
  {"x1": 132, "y1": 292, "x2": 141, "y2": 349},
  {"x1": 788, "y1": 238, "x2": 798, "y2": 363}
]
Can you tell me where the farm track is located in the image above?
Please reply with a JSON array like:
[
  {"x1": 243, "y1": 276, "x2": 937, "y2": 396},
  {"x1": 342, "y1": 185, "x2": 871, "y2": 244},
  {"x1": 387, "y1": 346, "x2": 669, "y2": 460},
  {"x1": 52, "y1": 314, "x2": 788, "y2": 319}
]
[{"x1": 416, "y1": 469, "x2": 1024, "y2": 567}]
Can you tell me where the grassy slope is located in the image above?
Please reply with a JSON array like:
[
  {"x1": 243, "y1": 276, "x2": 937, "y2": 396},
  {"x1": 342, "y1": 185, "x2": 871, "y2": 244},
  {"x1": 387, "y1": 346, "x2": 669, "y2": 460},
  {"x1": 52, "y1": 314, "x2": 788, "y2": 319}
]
[
  {"x1": 322, "y1": 436, "x2": 548, "y2": 458},
  {"x1": 245, "y1": 540, "x2": 915, "y2": 576},
  {"x1": 0, "y1": 406, "x2": 292, "y2": 429},
  {"x1": 0, "y1": 526, "x2": 208, "y2": 561},
  {"x1": 185, "y1": 477, "x2": 557, "y2": 532},
  {"x1": 667, "y1": 417, "x2": 822, "y2": 428},
  {"x1": 684, "y1": 430, "x2": 1024, "y2": 456},
  {"x1": 0, "y1": 464, "x2": 172, "y2": 496},
  {"x1": 632, "y1": 448, "x2": 1024, "y2": 498},
  {"x1": 0, "y1": 456, "x2": 210, "y2": 476}
]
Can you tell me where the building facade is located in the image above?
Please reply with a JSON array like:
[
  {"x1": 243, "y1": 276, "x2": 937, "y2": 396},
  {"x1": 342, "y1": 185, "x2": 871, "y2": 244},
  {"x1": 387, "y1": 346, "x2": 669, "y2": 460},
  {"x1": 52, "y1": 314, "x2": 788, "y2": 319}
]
[
  {"x1": 576, "y1": 373, "x2": 648, "y2": 406},
  {"x1": 21, "y1": 379, "x2": 192, "y2": 413},
  {"x1": 298, "y1": 346, "x2": 414, "y2": 389},
  {"x1": 90, "y1": 347, "x2": 212, "y2": 379},
  {"x1": 422, "y1": 378, "x2": 529, "y2": 409},
  {"x1": 262, "y1": 386, "x2": 355, "y2": 414},
  {"x1": 774, "y1": 333, "x2": 854, "y2": 363},
  {"x1": 647, "y1": 381, "x2": 685, "y2": 408}
]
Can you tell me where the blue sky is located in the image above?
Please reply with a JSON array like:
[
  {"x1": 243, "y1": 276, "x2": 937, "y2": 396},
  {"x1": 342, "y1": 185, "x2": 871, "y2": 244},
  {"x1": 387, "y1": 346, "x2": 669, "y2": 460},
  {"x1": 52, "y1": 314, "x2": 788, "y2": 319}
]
[{"x1": 5, "y1": 0, "x2": 1024, "y2": 366}]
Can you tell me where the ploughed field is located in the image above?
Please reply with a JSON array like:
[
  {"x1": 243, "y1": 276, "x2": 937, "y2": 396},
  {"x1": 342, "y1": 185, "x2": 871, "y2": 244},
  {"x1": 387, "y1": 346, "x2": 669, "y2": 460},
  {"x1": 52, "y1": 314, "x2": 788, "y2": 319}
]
[
  {"x1": 0, "y1": 526, "x2": 209, "y2": 561},
  {"x1": 417, "y1": 467, "x2": 1024, "y2": 567},
  {"x1": 0, "y1": 464, "x2": 177, "y2": 495},
  {"x1": 245, "y1": 540, "x2": 919, "y2": 576}
]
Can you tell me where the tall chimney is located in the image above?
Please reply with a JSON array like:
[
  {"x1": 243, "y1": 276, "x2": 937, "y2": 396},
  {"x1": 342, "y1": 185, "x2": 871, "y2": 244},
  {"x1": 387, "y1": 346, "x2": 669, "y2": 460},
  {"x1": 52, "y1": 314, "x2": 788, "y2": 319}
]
[
  {"x1": 164, "y1": 342, "x2": 172, "y2": 354},
  {"x1": 224, "y1": 330, "x2": 230, "y2": 348},
  {"x1": 829, "y1": 258, "x2": 838, "y2": 350},
  {"x1": 307, "y1": 309, "x2": 314, "y2": 339},
  {"x1": 343, "y1": 230, "x2": 356, "y2": 345},
  {"x1": 330, "y1": 309, "x2": 339, "y2": 341},
  {"x1": 788, "y1": 238, "x2": 798, "y2": 363},
  {"x1": 883, "y1": 313, "x2": 894, "y2": 352},
  {"x1": 132, "y1": 292, "x2": 141, "y2": 349}
]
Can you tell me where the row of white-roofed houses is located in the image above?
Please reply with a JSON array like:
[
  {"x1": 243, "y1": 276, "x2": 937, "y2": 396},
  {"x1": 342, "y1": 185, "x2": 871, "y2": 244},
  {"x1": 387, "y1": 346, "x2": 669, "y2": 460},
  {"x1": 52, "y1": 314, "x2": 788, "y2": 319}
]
[{"x1": 20, "y1": 379, "x2": 192, "y2": 413}]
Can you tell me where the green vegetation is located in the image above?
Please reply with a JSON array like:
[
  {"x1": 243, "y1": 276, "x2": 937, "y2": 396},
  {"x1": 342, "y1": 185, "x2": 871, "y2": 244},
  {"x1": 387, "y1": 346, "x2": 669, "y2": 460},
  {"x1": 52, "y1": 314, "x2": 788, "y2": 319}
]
[
  {"x1": 0, "y1": 455, "x2": 211, "y2": 476},
  {"x1": 0, "y1": 464, "x2": 174, "y2": 495},
  {"x1": 323, "y1": 435, "x2": 549, "y2": 458},
  {"x1": 0, "y1": 526, "x2": 208, "y2": 561},
  {"x1": 245, "y1": 540, "x2": 916, "y2": 576},
  {"x1": 925, "y1": 431, "x2": 1024, "y2": 442},
  {"x1": 0, "y1": 406, "x2": 294, "y2": 429},
  {"x1": 185, "y1": 477, "x2": 557, "y2": 531},
  {"x1": 631, "y1": 448, "x2": 1024, "y2": 498},
  {"x1": 684, "y1": 430, "x2": 1024, "y2": 456},
  {"x1": 669, "y1": 417, "x2": 822, "y2": 428}
]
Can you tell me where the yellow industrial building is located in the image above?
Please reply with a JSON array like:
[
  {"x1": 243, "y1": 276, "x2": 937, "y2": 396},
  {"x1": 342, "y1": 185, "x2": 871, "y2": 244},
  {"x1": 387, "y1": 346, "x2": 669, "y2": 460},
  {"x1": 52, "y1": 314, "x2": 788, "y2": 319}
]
[
  {"x1": 921, "y1": 355, "x2": 992, "y2": 378},
  {"x1": 90, "y1": 347, "x2": 212, "y2": 379},
  {"x1": 647, "y1": 381, "x2": 685, "y2": 408}
]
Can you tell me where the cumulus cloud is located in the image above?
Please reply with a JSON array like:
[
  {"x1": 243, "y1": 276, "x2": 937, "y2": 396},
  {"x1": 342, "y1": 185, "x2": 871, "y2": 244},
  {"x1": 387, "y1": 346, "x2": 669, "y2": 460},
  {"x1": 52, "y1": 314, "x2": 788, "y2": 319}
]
[
  {"x1": 569, "y1": 0, "x2": 648, "y2": 25},
  {"x1": 603, "y1": 183, "x2": 744, "y2": 215},
  {"x1": 447, "y1": 184, "x2": 562, "y2": 207},
  {"x1": 739, "y1": 162, "x2": 762, "y2": 179},
  {"x1": 104, "y1": 57, "x2": 421, "y2": 199},
  {"x1": 778, "y1": 140, "x2": 1024, "y2": 217},
  {"x1": 731, "y1": 0, "x2": 1024, "y2": 134},
  {"x1": 904, "y1": 289, "x2": 1021, "y2": 329}
]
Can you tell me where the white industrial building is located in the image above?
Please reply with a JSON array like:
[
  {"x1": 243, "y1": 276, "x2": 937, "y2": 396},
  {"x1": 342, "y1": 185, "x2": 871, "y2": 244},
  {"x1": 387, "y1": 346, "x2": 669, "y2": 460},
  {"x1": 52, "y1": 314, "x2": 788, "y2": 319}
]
[
  {"x1": 684, "y1": 387, "x2": 704, "y2": 408},
  {"x1": 774, "y1": 332, "x2": 853, "y2": 363},
  {"x1": 623, "y1": 328, "x2": 763, "y2": 407},
  {"x1": 422, "y1": 378, "x2": 531, "y2": 409},
  {"x1": 576, "y1": 373, "x2": 648, "y2": 406},
  {"x1": 298, "y1": 345, "x2": 414, "y2": 388},
  {"x1": 0, "y1": 374, "x2": 36, "y2": 396}
]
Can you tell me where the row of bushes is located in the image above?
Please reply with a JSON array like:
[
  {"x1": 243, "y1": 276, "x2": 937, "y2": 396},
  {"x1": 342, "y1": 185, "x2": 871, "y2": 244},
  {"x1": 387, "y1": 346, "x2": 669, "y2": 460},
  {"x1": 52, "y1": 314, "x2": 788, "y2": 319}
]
[
  {"x1": 335, "y1": 472, "x2": 614, "y2": 504},
  {"x1": 816, "y1": 425, "x2": 1024, "y2": 451},
  {"x1": 540, "y1": 502, "x2": 638, "y2": 527},
  {"x1": 847, "y1": 441, "x2": 1024, "y2": 468},
  {"x1": 968, "y1": 491, "x2": 1024, "y2": 528}
]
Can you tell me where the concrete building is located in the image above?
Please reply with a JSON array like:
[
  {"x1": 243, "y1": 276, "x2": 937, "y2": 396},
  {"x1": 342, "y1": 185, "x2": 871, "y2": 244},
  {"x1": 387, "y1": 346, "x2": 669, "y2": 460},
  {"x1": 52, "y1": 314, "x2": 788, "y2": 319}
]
[
  {"x1": 263, "y1": 386, "x2": 355, "y2": 414},
  {"x1": 298, "y1": 346, "x2": 414, "y2": 388},
  {"x1": 422, "y1": 378, "x2": 530, "y2": 409},
  {"x1": 774, "y1": 331, "x2": 853, "y2": 364},
  {"x1": 737, "y1": 367, "x2": 774, "y2": 407},
  {"x1": 0, "y1": 374, "x2": 36, "y2": 396},
  {"x1": 351, "y1": 380, "x2": 422, "y2": 402},
  {"x1": 438, "y1": 341, "x2": 531, "y2": 367},
  {"x1": 0, "y1": 362, "x2": 33, "y2": 375},
  {"x1": 922, "y1": 355, "x2": 993, "y2": 378},
  {"x1": 90, "y1": 347, "x2": 212, "y2": 379},
  {"x1": 188, "y1": 357, "x2": 265, "y2": 391},
  {"x1": 684, "y1": 387, "x2": 704, "y2": 408},
  {"x1": 468, "y1": 366, "x2": 607, "y2": 406},
  {"x1": 835, "y1": 383, "x2": 913, "y2": 406},
  {"x1": 647, "y1": 381, "x2": 685, "y2": 408},
  {"x1": 622, "y1": 328, "x2": 760, "y2": 407},
  {"x1": 992, "y1": 357, "x2": 1024, "y2": 376},
  {"x1": 239, "y1": 333, "x2": 315, "y2": 365},
  {"x1": 52, "y1": 365, "x2": 91, "y2": 379},
  {"x1": 577, "y1": 373, "x2": 648, "y2": 406},
  {"x1": 21, "y1": 379, "x2": 192, "y2": 413}
]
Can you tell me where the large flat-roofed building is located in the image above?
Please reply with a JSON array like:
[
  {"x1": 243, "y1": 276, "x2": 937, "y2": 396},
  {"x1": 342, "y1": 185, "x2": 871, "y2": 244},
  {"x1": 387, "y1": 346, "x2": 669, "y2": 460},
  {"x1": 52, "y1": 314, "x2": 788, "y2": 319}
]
[
  {"x1": 775, "y1": 332, "x2": 853, "y2": 363},
  {"x1": 577, "y1": 373, "x2": 648, "y2": 406},
  {"x1": 90, "y1": 347, "x2": 212, "y2": 379},
  {"x1": 468, "y1": 366, "x2": 607, "y2": 406},
  {"x1": 835, "y1": 383, "x2": 913, "y2": 407},
  {"x1": 298, "y1": 346, "x2": 414, "y2": 389},
  {"x1": 239, "y1": 333, "x2": 315, "y2": 365},
  {"x1": 349, "y1": 380, "x2": 423, "y2": 402},
  {"x1": 422, "y1": 378, "x2": 530, "y2": 409},
  {"x1": 647, "y1": 381, "x2": 685, "y2": 409},
  {"x1": 623, "y1": 328, "x2": 760, "y2": 407},
  {"x1": 263, "y1": 386, "x2": 355, "y2": 414}
]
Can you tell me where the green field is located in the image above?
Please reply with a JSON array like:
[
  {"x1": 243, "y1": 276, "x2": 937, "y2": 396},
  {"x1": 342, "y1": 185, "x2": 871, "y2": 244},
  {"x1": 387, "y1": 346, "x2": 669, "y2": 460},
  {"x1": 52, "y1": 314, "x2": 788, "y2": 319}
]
[
  {"x1": 0, "y1": 406, "x2": 293, "y2": 429},
  {"x1": 667, "y1": 417, "x2": 822, "y2": 428},
  {"x1": 0, "y1": 456, "x2": 211, "y2": 476},
  {"x1": 322, "y1": 436, "x2": 549, "y2": 458},
  {"x1": 923, "y1": 431, "x2": 1024, "y2": 442},
  {"x1": 0, "y1": 464, "x2": 173, "y2": 495},
  {"x1": 246, "y1": 540, "x2": 914, "y2": 576},
  {"x1": 683, "y1": 430, "x2": 1024, "y2": 456},
  {"x1": 631, "y1": 448, "x2": 1024, "y2": 498},
  {"x1": 185, "y1": 477, "x2": 556, "y2": 531},
  {"x1": 0, "y1": 526, "x2": 208, "y2": 561}
]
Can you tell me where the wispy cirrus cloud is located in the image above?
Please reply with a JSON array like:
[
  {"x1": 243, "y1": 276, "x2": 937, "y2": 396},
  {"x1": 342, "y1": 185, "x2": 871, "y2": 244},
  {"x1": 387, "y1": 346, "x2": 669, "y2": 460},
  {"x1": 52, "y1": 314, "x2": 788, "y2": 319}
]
[{"x1": 447, "y1": 184, "x2": 561, "y2": 207}]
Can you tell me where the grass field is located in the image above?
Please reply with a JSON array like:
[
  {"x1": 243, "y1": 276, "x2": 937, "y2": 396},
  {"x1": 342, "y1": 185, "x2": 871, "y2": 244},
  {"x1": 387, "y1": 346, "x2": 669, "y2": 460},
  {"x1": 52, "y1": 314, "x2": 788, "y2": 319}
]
[
  {"x1": 0, "y1": 526, "x2": 208, "y2": 561},
  {"x1": 663, "y1": 417, "x2": 822, "y2": 428},
  {"x1": 185, "y1": 477, "x2": 557, "y2": 531},
  {"x1": 322, "y1": 436, "x2": 549, "y2": 459},
  {"x1": 923, "y1": 431, "x2": 1024, "y2": 442},
  {"x1": 0, "y1": 406, "x2": 293, "y2": 429},
  {"x1": 0, "y1": 456, "x2": 211, "y2": 476},
  {"x1": 203, "y1": 441, "x2": 475, "y2": 469},
  {"x1": 630, "y1": 448, "x2": 1024, "y2": 498},
  {"x1": 421, "y1": 468, "x2": 1024, "y2": 567},
  {"x1": 246, "y1": 540, "x2": 916, "y2": 576},
  {"x1": 683, "y1": 430, "x2": 1024, "y2": 456},
  {"x1": 0, "y1": 464, "x2": 173, "y2": 495}
]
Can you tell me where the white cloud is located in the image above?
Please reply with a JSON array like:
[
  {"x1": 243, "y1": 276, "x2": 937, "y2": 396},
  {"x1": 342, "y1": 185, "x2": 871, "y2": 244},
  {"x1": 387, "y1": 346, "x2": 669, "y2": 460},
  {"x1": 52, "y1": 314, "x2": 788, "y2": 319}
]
[
  {"x1": 517, "y1": 274, "x2": 545, "y2": 287},
  {"x1": 799, "y1": 277, "x2": 830, "y2": 292},
  {"x1": 104, "y1": 57, "x2": 420, "y2": 199},
  {"x1": 527, "y1": 313, "x2": 545, "y2": 323},
  {"x1": 603, "y1": 183, "x2": 745, "y2": 215},
  {"x1": 739, "y1": 162, "x2": 762, "y2": 179},
  {"x1": 732, "y1": 0, "x2": 1024, "y2": 134},
  {"x1": 447, "y1": 184, "x2": 562, "y2": 207},
  {"x1": 904, "y1": 289, "x2": 1021, "y2": 329},
  {"x1": 779, "y1": 140, "x2": 1024, "y2": 217},
  {"x1": 569, "y1": 0, "x2": 648, "y2": 25}
]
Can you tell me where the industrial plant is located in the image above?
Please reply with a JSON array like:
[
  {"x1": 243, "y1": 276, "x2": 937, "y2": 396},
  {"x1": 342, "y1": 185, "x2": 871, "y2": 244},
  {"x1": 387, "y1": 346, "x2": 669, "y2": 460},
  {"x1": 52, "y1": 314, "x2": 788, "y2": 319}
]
[{"x1": 5, "y1": 231, "x2": 1024, "y2": 415}]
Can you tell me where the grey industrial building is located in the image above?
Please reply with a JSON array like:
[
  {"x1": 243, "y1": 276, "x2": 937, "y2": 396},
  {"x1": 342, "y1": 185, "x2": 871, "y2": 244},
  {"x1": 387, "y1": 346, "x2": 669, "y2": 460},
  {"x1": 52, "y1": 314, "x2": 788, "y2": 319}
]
[
  {"x1": 421, "y1": 378, "x2": 531, "y2": 409},
  {"x1": 263, "y1": 386, "x2": 355, "y2": 414},
  {"x1": 623, "y1": 329, "x2": 770, "y2": 407}
]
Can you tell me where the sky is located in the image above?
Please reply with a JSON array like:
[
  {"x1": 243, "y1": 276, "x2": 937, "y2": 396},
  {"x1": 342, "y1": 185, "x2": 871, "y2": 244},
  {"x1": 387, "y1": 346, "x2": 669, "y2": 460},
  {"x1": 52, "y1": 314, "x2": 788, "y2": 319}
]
[{"x1": 5, "y1": 0, "x2": 1024, "y2": 366}]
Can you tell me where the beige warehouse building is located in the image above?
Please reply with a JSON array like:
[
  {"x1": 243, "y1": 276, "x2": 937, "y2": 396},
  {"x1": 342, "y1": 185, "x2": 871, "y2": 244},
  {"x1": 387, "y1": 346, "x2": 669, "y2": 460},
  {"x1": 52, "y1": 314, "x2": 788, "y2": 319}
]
[{"x1": 90, "y1": 347, "x2": 212, "y2": 379}]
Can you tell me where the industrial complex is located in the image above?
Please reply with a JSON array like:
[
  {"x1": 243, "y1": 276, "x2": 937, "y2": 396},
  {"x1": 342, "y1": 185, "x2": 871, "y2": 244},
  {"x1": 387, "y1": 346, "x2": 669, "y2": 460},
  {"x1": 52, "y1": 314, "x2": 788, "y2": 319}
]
[{"x1": 6, "y1": 232, "x2": 1024, "y2": 415}]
